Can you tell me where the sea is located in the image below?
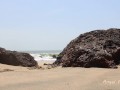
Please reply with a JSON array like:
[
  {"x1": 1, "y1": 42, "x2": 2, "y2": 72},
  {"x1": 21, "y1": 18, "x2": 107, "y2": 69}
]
[{"x1": 22, "y1": 50, "x2": 61, "y2": 61}]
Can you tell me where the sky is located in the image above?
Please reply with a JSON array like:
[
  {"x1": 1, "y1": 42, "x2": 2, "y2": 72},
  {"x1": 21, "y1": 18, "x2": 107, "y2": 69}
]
[{"x1": 0, "y1": 0, "x2": 120, "y2": 51}]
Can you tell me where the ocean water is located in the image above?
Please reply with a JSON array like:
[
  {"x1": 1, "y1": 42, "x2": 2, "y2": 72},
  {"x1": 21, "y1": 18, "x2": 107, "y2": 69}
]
[{"x1": 23, "y1": 50, "x2": 61, "y2": 61}]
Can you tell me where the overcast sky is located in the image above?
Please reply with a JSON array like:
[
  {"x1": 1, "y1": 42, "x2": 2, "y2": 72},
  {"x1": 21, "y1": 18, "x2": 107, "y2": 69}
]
[{"x1": 0, "y1": 0, "x2": 120, "y2": 51}]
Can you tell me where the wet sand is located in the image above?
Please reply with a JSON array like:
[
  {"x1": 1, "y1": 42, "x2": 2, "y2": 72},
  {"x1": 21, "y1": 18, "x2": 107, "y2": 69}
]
[{"x1": 0, "y1": 61, "x2": 120, "y2": 90}]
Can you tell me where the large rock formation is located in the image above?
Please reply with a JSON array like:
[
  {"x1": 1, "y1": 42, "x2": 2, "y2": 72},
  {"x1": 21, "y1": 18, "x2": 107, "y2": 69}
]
[
  {"x1": 0, "y1": 48, "x2": 38, "y2": 67},
  {"x1": 53, "y1": 28, "x2": 120, "y2": 68}
]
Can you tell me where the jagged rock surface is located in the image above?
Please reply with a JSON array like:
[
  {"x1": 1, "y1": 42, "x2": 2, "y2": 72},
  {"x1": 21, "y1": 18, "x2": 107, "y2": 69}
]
[
  {"x1": 53, "y1": 28, "x2": 120, "y2": 68},
  {"x1": 0, "y1": 48, "x2": 38, "y2": 67}
]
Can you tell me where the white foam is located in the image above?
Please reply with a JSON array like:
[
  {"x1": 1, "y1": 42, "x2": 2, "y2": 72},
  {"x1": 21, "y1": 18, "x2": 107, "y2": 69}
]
[{"x1": 30, "y1": 53, "x2": 56, "y2": 61}]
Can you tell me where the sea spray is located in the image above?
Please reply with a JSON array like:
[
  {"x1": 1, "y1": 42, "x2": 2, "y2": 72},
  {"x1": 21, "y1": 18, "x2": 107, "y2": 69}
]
[{"x1": 22, "y1": 50, "x2": 61, "y2": 61}]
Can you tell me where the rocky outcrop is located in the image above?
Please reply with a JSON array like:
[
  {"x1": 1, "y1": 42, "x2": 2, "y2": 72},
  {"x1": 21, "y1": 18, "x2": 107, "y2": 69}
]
[
  {"x1": 0, "y1": 48, "x2": 38, "y2": 67},
  {"x1": 53, "y1": 28, "x2": 120, "y2": 68}
]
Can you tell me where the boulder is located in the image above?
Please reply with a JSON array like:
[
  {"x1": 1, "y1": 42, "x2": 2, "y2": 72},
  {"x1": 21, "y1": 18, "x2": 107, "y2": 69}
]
[
  {"x1": 53, "y1": 28, "x2": 120, "y2": 68},
  {"x1": 0, "y1": 48, "x2": 38, "y2": 67}
]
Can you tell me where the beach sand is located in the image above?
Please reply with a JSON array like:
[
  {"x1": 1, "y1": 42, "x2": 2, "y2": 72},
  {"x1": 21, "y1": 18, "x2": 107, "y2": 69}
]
[{"x1": 0, "y1": 61, "x2": 120, "y2": 90}]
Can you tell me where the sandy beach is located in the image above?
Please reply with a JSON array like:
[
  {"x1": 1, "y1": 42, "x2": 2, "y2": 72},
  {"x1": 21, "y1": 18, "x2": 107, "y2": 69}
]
[{"x1": 0, "y1": 61, "x2": 120, "y2": 90}]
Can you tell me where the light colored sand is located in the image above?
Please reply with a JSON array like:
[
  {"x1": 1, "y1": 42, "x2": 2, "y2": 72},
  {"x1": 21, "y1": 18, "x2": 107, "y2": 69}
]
[{"x1": 0, "y1": 61, "x2": 120, "y2": 90}]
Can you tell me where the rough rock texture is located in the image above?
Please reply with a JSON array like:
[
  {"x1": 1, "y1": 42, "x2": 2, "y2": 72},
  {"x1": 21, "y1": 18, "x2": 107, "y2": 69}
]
[
  {"x1": 53, "y1": 28, "x2": 120, "y2": 68},
  {"x1": 0, "y1": 48, "x2": 38, "y2": 67}
]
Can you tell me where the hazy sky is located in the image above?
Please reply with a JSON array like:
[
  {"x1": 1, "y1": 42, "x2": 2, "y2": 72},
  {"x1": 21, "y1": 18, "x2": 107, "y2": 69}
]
[{"x1": 0, "y1": 0, "x2": 120, "y2": 51}]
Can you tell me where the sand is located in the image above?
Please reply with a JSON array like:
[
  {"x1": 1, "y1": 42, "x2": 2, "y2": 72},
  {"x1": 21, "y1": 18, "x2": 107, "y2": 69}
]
[{"x1": 0, "y1": 61, "x2": 120, "y2": 90}]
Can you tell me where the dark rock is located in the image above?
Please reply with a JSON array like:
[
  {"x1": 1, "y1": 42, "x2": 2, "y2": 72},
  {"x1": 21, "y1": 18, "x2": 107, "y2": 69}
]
[
  {"x1": 0, "y1": 47, "x2": 38, "y2": 67},
  {"x1": 53, "y1": 28, "x2": 120, "y2": 68},
  {"x1": 52, "y1": 54, "x2": 57, "y2": 58}
]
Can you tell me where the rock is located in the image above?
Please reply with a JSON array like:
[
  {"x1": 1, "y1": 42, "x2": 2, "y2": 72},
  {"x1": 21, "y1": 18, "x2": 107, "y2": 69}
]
[
  {"x1": 52, "y1": 54, "x2": 58, "y2": 58},
  {"x1": 53, "y1": 28, "x2": 120, "y2": 68},
  {"x1": 0, "y1": 47, "x2": 38, "y2": 67}
]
